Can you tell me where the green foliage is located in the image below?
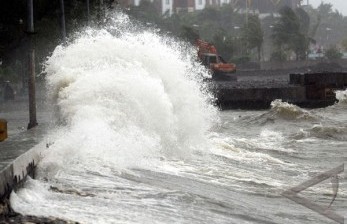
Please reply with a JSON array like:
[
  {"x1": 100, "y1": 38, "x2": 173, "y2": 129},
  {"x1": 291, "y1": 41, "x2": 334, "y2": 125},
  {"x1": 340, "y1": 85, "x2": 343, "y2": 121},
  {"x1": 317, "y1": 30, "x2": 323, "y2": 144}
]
[
  {"x1": 325, "y1": 46, "x2": 343, "y2": 60},
  {"x1": 151, "y1": 4, "x2": 247, "y2": 60},
  {"x1": 2, "y1": 0, "x2": 347, "y2": 81},
  {"x1": 163, "y1": 5, "x2": 249, "y2": 60},
  {"x1": 270, "y1": 50, "x2": 287, "y2": 62},
  {"x1": 198, "y1": 7, "x2": 220, "y2": 22},
  {"x1": 317, "y1": 3, "x2": 334, "y2": 17},
  {"x1": 271, "y1": 6, "x2": 311, "y2": 60},
  {"x1": 306, "y1": 3, "x2": 346, "y2": 51},
  {"x1": 290, "y1": 33, "x2": 310, "y2": 60},
  {"x1": 241, "y1": 15, "x2": 263, "y2": 61},
  {"x1": 161, "y1": 13, "x2": 181, "y2": 35},
  {"x1": 128, "y1": 0, "x2": 161, "y2": 25},
  {"x1": 180, "y1": 26, "x2": 199, "y2": 43},
  {"x1": 272, "y1": 7, "x2": 300, "y2": 46},
  {"x1": 295, "y1": 8, "x2": 310, "y2": 34},
  {"x1": 341, "y1": 39, "x2": 347, "y2": 51},
  {"x1": 211, "y1": 29, "x2": 234, "y2": 60}
]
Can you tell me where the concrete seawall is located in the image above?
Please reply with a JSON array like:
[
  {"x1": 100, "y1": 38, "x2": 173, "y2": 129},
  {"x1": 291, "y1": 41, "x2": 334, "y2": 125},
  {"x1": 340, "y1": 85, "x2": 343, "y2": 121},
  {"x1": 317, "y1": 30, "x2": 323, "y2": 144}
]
[
  {"x1": 213, "y1": 72, "x2": 347, "y2": 109},
  {"x1": 216, "y1": 85, "x2": 308, "y2": 109},
  {"x1": 0, "y1": 125, "x2": 47, "y2": 201}
]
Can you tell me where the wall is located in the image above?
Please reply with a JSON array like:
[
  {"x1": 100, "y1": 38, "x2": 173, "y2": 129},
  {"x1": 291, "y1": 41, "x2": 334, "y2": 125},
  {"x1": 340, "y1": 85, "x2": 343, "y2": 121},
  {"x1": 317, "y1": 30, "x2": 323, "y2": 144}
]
[{"x1": 260, "y1": 59, "x2": 347, "y2": 70}]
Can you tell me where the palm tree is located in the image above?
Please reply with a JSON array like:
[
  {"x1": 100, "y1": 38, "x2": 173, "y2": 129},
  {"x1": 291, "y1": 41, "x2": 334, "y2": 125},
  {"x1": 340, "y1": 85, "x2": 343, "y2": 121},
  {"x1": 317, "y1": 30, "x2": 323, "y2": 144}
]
[
  {"x1": 271, "y1": 6, "x2": 311, "y2": 60},
  {"x1": 241, "y1": 15, "x2": 263, "y2": 61}
]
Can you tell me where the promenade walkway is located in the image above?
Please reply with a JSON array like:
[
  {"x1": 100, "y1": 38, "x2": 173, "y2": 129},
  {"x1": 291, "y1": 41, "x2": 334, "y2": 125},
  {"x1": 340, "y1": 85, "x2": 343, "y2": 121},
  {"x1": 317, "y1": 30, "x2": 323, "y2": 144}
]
[
  {"x1": 0, "y1": 124, "x2": 47, "y2": 199},
  {"x1": 0, "y1": 96, "x2": 50, "y2": 200}
]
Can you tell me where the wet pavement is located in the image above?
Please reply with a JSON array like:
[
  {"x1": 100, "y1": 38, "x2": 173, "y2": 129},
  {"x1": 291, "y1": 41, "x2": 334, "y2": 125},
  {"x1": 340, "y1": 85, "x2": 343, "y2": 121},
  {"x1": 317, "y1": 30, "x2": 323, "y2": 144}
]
[
  {"x1": 0, "y1": 94, "x2": 58, "y2": 223},
  {"x1": 0, "y1": 93, "x2": 51, "y2": 200}
]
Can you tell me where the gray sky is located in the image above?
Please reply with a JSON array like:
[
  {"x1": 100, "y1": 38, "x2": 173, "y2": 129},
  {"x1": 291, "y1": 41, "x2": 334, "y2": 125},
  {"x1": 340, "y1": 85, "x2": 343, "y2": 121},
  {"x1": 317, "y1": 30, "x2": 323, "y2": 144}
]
[{"x1": 310, "y1": 0, "x2": 347, "y2": 15}]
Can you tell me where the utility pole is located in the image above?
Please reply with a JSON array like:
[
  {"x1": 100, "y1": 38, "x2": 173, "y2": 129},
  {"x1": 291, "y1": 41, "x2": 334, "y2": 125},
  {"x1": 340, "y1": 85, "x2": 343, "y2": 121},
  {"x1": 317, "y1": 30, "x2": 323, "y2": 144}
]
[
  {"x1": 245, "y1": 0, "x2": 249, "y2": 25},
  {"x1": 27, "y1": 0, "x2": 38, "y2": 130},
  {"x1": 245, "y1": 0, "x2": 249, "y2": 56},
  {"x1": 60, "y1": 0, "x2": 66, "y2": 42},
  {"x1": 100, "y1": 0, "x2": 105, "y2": 21},
  {"x1": 27, "y1": 0, "x2": 34, "y2": 33},
  {"x1": 86, "y1": 0, "x2": 90, "y2": 25}
]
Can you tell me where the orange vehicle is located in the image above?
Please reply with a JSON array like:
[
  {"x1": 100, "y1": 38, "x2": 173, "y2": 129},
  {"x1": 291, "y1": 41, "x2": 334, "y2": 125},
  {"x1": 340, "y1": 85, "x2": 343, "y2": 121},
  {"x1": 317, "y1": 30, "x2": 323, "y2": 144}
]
[{"x1": 195, "y1": 39, "x2": 236, "y2": 81}]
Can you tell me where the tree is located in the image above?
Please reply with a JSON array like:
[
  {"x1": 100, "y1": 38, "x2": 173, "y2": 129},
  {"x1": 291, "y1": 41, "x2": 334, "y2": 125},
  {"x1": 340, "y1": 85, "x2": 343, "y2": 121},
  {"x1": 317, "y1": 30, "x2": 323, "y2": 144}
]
[
  {"x1": 341, "y1": 38, "x2": 347, "y2": 51},
  {"x1": 212, "y1": 29, "x2": 234, "y2": 61},
  {"x1": 241, "y1": 15, "x2": 263, "y2": 61},
  {"x1": 325, "y1": 46, "x2": 343, "y2": 60},
  {"x1": 128, "y1": 0, "x2": 161, "y2": 25},
  {"x1": 180, "y1": 26, "x2": 199, "y2": 43},
  {"x1": 317, "y1": 3, "x2": 334, "y2": 18},
  {"x1": 271, "y1": 6, "x2": 311, "y2": 60},
  {"x1": 270, "y1": 50, "x2": 287, "y2": 62},
  {"x1": 308, "y1": 3, "x2": 345, "y2": 49}
]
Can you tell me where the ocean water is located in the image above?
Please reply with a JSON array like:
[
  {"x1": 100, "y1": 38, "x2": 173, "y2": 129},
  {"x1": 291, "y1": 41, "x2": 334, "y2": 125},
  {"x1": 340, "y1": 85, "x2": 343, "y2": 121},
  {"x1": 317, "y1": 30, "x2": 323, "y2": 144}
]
[{"x1": 10, "y1": 14, "x2": 347, "y2": 224}]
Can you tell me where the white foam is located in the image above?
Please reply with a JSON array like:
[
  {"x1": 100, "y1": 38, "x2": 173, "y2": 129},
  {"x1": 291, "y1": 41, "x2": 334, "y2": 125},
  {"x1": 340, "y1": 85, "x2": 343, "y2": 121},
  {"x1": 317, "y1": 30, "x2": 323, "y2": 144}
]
[
  {"x1": 40, "y1": 13, "x2": 217, "y2": 172},
  {"x1": 335, "y1": 89, "x2": 347, "y2": 104}
]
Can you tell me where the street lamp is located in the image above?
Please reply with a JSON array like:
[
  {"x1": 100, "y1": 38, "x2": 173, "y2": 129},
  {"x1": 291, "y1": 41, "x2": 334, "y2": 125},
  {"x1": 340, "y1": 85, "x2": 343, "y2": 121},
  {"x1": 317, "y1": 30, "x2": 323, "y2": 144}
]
[
  {"x1": 233, "y1": 26, "x2": 241, "y2": 56},
  {"x1": 326, "y1": 27, "x2": 332, "y2": 41}
]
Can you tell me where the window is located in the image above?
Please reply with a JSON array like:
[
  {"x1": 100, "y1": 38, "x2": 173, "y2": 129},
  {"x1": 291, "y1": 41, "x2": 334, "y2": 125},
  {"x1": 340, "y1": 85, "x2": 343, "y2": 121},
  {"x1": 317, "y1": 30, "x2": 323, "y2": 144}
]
[
  {"x1": 198, "y1": 0, "x2": 202, "y2": 5},
  {"x1": 166, "y1": 0, "x2": 170, "y2": 4}
]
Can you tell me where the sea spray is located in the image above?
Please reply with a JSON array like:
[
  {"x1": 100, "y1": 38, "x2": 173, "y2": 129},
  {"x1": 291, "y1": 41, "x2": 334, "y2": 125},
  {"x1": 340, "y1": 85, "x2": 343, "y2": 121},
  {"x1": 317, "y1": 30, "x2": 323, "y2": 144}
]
[
  {"x1": 335, "y1": 89, "x2": 347, "y2": 104},
  {"x1": 8, "y1": 12, "x2": 347, "y2": 224},
  {"x1": 10, "y1": 14, "x2": 219, "y2": 222},
  {"x1": 41, "y1": 13, "x2": 217, "y2": 171}
]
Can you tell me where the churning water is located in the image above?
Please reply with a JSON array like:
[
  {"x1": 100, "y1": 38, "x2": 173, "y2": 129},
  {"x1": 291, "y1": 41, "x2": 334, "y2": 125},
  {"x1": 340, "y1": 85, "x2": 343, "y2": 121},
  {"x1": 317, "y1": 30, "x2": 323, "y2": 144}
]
[{"x1": 10, "y1": 14, "x2": 347, "y2": 224}]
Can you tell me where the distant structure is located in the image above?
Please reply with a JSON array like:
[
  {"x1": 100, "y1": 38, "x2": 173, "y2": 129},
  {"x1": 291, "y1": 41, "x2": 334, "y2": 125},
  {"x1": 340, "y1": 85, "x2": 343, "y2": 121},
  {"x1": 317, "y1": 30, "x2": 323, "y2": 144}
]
[{"x1": 125, "y1": 0, "x2": 301, "y2": 15}]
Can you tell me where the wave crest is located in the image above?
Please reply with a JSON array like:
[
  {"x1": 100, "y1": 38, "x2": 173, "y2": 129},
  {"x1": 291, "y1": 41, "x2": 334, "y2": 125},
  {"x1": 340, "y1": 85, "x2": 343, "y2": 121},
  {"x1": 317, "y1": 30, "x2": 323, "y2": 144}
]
[
  {"x1": 293, "y1": 124, "x2": 347, "y2": 141},
  {"x1": 269, "y1": 99, "x2": 316, "y2": 120},
  {"x1": 335, "y1": 89, "x2": 347, "y2": 104}
]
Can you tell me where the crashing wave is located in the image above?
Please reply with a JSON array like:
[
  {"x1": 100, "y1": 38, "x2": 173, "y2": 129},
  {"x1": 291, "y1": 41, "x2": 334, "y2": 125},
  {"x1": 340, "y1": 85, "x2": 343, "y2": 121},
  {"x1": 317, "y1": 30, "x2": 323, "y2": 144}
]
[
  {"x1": 335, "y1": 89, "x2": 347, "y2": 104},
  {"x1": 40, "y1": 12, "x2": 217, "y2": 171},
  {"x1": 269, "y1": 99, "x2": 316, "y2": 120}
]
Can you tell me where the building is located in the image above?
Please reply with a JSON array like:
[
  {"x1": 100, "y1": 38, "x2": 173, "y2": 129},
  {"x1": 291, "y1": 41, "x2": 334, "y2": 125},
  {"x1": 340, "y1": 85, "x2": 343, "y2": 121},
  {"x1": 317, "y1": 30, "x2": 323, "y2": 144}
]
[
  {"x1": 125, "y1": 0, "x2": 301, "y2": 16},
  {"x1": 173, "y1": 0, "x2": 195, "y2": 13},
  {"x1": 231, "y1": 0, "x2": 300, "y2": 13}
]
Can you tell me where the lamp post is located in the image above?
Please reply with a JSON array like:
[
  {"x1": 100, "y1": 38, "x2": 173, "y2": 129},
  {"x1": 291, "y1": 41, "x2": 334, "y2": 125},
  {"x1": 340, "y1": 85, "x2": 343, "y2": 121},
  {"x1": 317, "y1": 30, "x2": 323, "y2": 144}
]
[
  {"x1": 326, "y1": 27, "x2": 332, "y2": 42},
  {"x1": 234, "y1": 26, "x2": 241, "y2": 56},
  {"x1": 245, "y1": 0, "x2": 249, "y2": 25},
  {"x1": 27, "y1": 0, "x2": 37, "y2": 130},
  {"x1": 86, "y1": 0, "x2": 90, "y2": 25},
  {"x1": 60, "y1": 0, "x2": 66, "y2": 42}
]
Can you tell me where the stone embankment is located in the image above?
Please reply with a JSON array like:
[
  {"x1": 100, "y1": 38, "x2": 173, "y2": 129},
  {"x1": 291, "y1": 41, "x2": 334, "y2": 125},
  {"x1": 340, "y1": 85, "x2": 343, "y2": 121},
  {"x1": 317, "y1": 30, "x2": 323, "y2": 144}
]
[{"x1": 212, "y1": 70, "x2": 347, "y2": 109}]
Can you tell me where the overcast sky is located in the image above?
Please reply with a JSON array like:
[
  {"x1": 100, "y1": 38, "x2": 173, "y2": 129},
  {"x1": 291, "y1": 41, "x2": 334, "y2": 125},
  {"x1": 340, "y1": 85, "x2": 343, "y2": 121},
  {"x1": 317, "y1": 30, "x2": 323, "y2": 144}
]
[{"x1": 310, "y1": 0, "x2": 347, "y2": 15}]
